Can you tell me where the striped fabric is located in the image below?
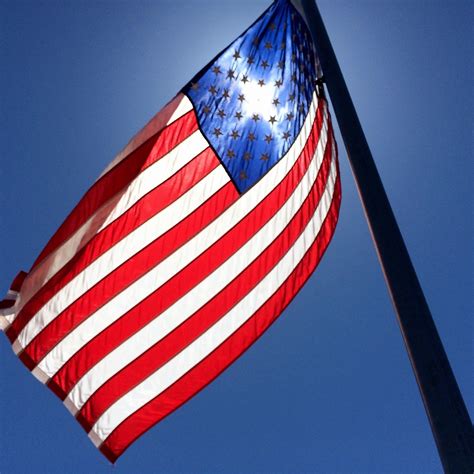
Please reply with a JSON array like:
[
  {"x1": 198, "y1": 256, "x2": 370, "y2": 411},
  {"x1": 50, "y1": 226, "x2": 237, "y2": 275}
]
[{"x1": 0, "y1": 0, "x2": 340, "y2": 462}]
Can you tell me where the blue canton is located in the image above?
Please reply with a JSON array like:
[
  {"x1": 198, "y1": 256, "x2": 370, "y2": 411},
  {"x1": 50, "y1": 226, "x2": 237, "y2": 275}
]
[{"x1": 183, "y1": 0, "x2": 321, "y2": 193}]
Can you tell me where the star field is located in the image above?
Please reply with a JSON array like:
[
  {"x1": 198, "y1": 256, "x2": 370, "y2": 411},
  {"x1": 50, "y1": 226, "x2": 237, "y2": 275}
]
[{"x1": 183, "y1": 0, "x2": 322, "y2": 193}]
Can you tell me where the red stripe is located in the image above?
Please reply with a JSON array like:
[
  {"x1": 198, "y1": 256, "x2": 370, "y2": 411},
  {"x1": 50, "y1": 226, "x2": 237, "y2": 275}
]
[
  {"x1": 105, "y1": 94, "x2": 190, "y2": 178},
  {"x1": 10, "y1": 271, "x2": 28, "y2": 292},
  {"x1": 20, "y1": 149, "x2": 220, "y2": 364},
  {"x1": 7, "y1": 115, "x2": 201, "y2": 343},
  {"x1": 0, "y1": 300, "x2": 15, "y2": 310},
  {"x1": 100, "y1": 172, "x2": 341, "y2": 463},
  {"x1": 77, "y1": 131, "x2": 335, "y2": 431},
  {"x1": 0, "y1": 271, "x2": 27, "y2": 309},
  {"x1": 47, "y1": 102, "x2": 326, "y2": 399},
  {"x1": 30, "y1": 109, "x2": 197, "y2": 271}
]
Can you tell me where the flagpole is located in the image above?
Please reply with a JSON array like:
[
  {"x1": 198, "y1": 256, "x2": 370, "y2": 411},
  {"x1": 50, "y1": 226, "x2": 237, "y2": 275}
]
[{"x1": 298, "y1": 1, "x2": 474, "y2": 472}]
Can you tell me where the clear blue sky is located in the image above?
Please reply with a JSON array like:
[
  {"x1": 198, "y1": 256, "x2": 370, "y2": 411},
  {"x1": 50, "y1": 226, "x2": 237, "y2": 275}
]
[{"x1": 1, "y1": 1, "x2": 472, "y2": 472}]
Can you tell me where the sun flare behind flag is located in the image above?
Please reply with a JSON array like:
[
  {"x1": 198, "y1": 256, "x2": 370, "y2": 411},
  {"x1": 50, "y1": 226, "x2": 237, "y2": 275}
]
[{"x1": 0, "y1": 0, "x2": 340, "y2": 462}]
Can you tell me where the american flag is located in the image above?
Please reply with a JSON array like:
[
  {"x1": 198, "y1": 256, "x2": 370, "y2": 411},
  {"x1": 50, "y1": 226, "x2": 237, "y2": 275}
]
[{"x1": 0, "y1": 0, "x2": 340, "y2": 462}]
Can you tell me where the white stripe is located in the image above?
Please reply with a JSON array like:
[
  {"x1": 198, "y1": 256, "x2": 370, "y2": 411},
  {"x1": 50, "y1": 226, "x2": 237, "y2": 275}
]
[
  {"x1": 90, "y1": 155, "x2": 338, "y2": 445},
  {"x1": 13, "y1": 95, "x2": 195, "y2": 318},
  {"x1": 1, "y1": 292, "x2": 19, "y2": 328},
  {"x1": 32, "y1": 93, "x2": 323, "y2": 380},
  {"x1": 0, "y1": 315, "x2": 10, "y2": 331},
  {"x1": 14, "y1": 153, "x2": 224, "y2": 354},
  {"x1": 166, "y1": 96, "x2": 195, "y2": 126},
  {"x1": 64, "y1": 116, "x2": 330, "y2": 414}
]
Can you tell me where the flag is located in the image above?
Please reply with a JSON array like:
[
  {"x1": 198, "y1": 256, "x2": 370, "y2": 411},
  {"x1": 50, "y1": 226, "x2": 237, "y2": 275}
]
[{"x1": 0, "y1": 0, "x2": 340, "y2": 462}]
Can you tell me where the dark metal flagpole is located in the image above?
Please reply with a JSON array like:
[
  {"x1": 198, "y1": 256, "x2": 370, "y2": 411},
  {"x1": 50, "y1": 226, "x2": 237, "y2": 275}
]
[{"x1": 298, "y1": 1, "x2": 474, "y2": 472}]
